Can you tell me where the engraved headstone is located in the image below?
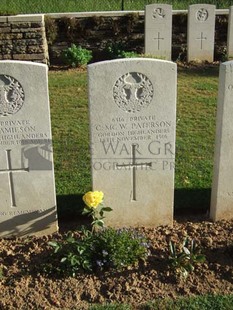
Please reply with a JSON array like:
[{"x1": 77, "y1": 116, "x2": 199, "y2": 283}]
[
  {"x1": 145, "y1": 4, "x2": 172, "y2": 60},
  {"x1": 211, "y1": 60, "x2": 233, "y2": 221},
  {"x1": 88, "y1": 59, "x2": 177, "y2": 227},
  {"x1": 227, "y1": 6, "x2": 233, "y2": 59},
  {"x1": 0, "y1": 61, "x2": 58, "y2": 237},
  {"x1": 187, "y1": 4, "x2": 216, "y2": 62}
]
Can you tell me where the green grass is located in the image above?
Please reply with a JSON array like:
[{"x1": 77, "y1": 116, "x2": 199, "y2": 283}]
[
  {"x1": 0, "y1": 0, "x2": 232, "y2": 14},
  {"x1": 89, "y1": 294, "x2": 233, "y2": 310},
  {"x1": 49, "y1": 65, "x2": 219, "y2": 215}
]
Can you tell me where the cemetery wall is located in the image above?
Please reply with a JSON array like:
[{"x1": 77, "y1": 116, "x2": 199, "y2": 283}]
[
  {"x1": 0, "y1": 15, "x2": 49, "y2": 64},
  {"x1": 47, "y1": 10, "x2": 228, "y2": 64},
  {"x1": 0, "y1": 10, "x2": 229, "y2": 65}
]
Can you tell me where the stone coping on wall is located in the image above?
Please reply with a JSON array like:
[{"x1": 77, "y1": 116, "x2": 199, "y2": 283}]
[
  {"x1": 0, "y1": 9, "x2": 228, "y2": 21},
  {"x1": 0, "y1": 14, "x2": 44, "y2": 22},
  {"x1": 44, "y1": 8, "x2": 229, "y2": 18}
]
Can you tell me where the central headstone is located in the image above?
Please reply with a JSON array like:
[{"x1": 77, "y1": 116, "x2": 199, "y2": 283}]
[
  {"x1": 0, "y1": 61, "x2": 58, "y2": 237},
  {"x1": 88, "y1": 58, "x2": 177, "y2": 227}
]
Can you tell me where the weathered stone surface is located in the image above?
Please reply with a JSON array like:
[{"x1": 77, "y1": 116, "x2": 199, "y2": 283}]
[
  {"x1": 0, "y1": 61, "x2": 58, "y2": 237},
  {"x1": 211, "y1": 60, "x2": 233, "y2": 221},
  {"x1": 227, "y1": 6, "x2": 233, "y2": 59},
  {"x1": 88, "y1": 58, "x2": 177, "y2": 228},
  {"x1": 187, "y1": 4, "x2": 216, "y2": 62},
  {"x1": 0, "y1": 33, "x2": 23, "y2": 40},
  {"x1": 13, "y1": 54, "x2": 45, "y2": 60},
  {"x1": 145, "y1": 4, "x2": 172, "y2": 60}
]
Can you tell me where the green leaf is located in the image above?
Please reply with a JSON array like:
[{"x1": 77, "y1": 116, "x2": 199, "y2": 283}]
[
  {"x1": 185, "y1": 263, "x2": 194, "y2": 273},
  {"x1": 101, "y1": 207, "x2": 113, "y2": 212},
  {"x1": 48, "y1": 241, "x2": 58, "y2": 248},
  {"x1": 183, "y1": 246, "x2": 190, "y2": 255},
  {"x1": 61, "y1": 257, "x2": 67, "y2": 263},
  {"x1": 169, "y1": 241, "x2": 176, "y2": 256},
  {"x1": 195, "y1": 254, "x2": 206, "y2": 263}
]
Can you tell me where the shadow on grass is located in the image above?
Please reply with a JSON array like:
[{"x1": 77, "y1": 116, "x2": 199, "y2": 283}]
[
  {"x1": 174, "y1": 188, "x2": 211, "y2": 220},
  {"x1": 57, "y1": 188, "x2": 211, "y2": 225},
  {"x1": 56, "y1": 194, "x2": 91, "y2": 231}
]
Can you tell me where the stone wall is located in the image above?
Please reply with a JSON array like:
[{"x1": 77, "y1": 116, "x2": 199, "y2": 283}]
[
  {"x1": 0, "y1": 11, "x2": 228, "y2": 65},
  {"x1": 46, "y1": 11, "x2": 228, "y2": 64},
  {"x1": 0, "y1": 14, "x2": 49, "y2": 64}
]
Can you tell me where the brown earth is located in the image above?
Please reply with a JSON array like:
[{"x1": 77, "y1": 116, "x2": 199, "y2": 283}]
[{"x1": 0, "y1": 215, "x2": 232, "y2": 309}]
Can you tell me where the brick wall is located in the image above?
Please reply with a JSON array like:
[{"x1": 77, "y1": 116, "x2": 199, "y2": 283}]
[{"x1": 0, "y1": 14, "x2": 49, "y2": 64}]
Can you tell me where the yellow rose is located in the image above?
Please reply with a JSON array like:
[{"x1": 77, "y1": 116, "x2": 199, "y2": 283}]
[{"x1": 83, "y1": 191, "x2": 104, "y2": 208}]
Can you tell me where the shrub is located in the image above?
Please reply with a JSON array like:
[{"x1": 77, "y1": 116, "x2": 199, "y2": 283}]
[
  {"x1": 168, "y1": 237, "x2": 206, "y2": 279},
  {"x1": 104, "y1": 41, "x2": 139, "y2": 59},
  {"x1": 49, "y1": 227, "x2": 149, "y2": 276},
  {"x1": 62, "y1": 44, "x2": 92, "y2": 68}
]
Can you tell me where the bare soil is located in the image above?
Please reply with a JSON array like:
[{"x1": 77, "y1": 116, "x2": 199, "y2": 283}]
[{"x1": 0, "y1": 216, "x2": 233, "y2": 309}]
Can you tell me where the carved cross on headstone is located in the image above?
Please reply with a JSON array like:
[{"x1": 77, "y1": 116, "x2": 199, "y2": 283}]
[
  {"x1": 196, "y1": 32, "x2": 207, "y2": 49},
  {"x1": 0, "y1": 149, "x2": 29, "y2": 207},
  {"x1": 154, "y1": 32, "x2": 164, "y2": 50},
  {"x1": 116, "y1": 144, "x2": 152, "y2": 201}
]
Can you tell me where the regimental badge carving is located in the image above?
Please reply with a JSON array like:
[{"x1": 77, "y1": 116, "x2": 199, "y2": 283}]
[
  {"x1": 196, "y1": 8, "x2": 208, "y2": 22},
  {"x1": 113, "y1": 72, "x2": 154, "y2": 113},
  {"x1": 0, "y1": 75, "x2": 25, "y2": 117},
  {"x1": 152, "y1": 8, "x2": 165, "y2": 19}
]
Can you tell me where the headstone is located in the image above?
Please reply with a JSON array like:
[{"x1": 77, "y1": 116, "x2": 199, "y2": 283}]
[
  {"x1": 227, "y1": 6, "x2": 233, "y2": 59},
  {"x1": 144, "y1": 4, "x2": 172, "y2": 60},
  {"x1": 88, "y1": 58, "x2": 177, "y2": 227},
  {"x1": 0, "y1": 61, "x2": 58, "y2": 237},
  {"x1": 187, "y1": 4, "x2": 216, "y2": 62},
  {"x1": 211, "y1": 60, "x2": 233, "y2": 221}
]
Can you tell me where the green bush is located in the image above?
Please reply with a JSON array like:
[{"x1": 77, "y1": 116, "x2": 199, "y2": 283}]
[
  {"x1": 104, "y1": 41, "x2": 139, "y2": 59},
  {"x1": 62, "y1": 44, "x2": 92, "y2": 68},
  {"x1": 48, "y1": 227, "x2": 149, "y2": 276}
]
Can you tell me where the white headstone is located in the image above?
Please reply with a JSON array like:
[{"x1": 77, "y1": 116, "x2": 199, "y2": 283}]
[
  {"x1": 211, "y1": 60, "x2": 233, "y2": 221},
  {"x1": 227, "y1": 6, "x2": 233, "y2": 59},
  {"x1": 88, "y1": 58, "x2": 177, "y2": 227},
  {"x1": 0, "y1": 61, "x2": 58, "y2": 237},
  {"x1": 187, "y1": 4, "x2": 216, "y2": 62},
  {"x1": 145, "y1": 4, "x2": 172, "y2": 60}
]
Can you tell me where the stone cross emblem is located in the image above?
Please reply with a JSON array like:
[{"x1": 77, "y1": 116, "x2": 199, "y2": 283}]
[
  {"x1": 196, "y1": 32, "x2": 207, "y2": 49},
  {"x1": 154, "y1": 32, "x2": 164, "y2": 50},
  {"x1": 116, "y1": 144, "x2": 152, "y2": 201},
  {"x1": 113, "y1": 72, "x2": 153, "y2": 113},
  {"x1": 0, "y1": 75, "x2": 25, "y2": 116},
  {"x1": 0, "y1": 150, "x2": 29, "y2": 207}
]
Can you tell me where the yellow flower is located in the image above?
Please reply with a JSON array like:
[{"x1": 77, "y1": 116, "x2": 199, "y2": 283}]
[{"x1": 83, "y1": 191, "x2": 104, "y2": 208}]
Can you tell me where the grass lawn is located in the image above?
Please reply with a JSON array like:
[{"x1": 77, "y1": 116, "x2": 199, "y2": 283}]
[
  {"x1": 48, "y1": 64, "x2": 219, "y2": 217},
  {"x1": 89, "y1": 294, "x2": 233, "y2": 309},
  {"x1": 0, "y1": 0, "x2": 232, "y2": 14}
]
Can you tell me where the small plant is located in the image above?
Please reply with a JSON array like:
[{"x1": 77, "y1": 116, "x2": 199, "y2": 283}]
[
  {"x1": 92, "y1": 227, "x2": 149, "y2": 270},
  {"x1": 62, "y1": 44, "x2": 92, "y2": 68},
  {"x1": 104, "y1": 41, "x2": 139, "y2": 59},
  {"x1": 48, "y1": 191, "x2": 149, "y2": 276},
  {"x1": 168, "y1": 237, "x2": 206, "y2": 279},
  {"x1": 82, "y1": 191, "x2": 112, "y2": 232},
  {"x1": 49, "y1": 229, "x2": 93, "y2": 276}
]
